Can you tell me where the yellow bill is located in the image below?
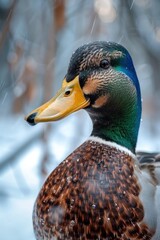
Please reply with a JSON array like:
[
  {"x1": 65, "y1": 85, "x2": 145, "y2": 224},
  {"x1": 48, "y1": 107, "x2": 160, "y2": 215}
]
[{"x1": 25, "y1": 76, "x2": 90, "y2": 125}]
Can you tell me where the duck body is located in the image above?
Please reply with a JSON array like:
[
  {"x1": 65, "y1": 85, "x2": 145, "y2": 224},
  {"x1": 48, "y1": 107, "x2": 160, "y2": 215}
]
[
  {"x1": 26, "y1": 41, "x2": 160, "y2": 239},
  {"x1": 33, "y1": 137, "x2": 158, "y2": 240}
]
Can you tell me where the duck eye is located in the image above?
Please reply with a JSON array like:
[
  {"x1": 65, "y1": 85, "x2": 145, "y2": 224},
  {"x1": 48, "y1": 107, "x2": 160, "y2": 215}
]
[{"x1": 100, "y1": 59, "x2": 109, "y2": 69}]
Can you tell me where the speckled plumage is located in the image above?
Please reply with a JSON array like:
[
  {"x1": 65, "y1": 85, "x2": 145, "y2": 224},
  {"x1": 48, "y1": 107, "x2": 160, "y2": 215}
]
[
  {"x1": 26, "y1": 41, "x2": 160, "y2": 240},
  {"x1": 33, "y1": 139, "x2": 154, "y2": 240}
]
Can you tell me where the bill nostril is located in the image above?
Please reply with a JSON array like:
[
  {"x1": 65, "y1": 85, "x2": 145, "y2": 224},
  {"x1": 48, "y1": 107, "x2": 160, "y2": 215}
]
[{"x1": 26, "y1": 112, "x2": 37, "y2": 126}]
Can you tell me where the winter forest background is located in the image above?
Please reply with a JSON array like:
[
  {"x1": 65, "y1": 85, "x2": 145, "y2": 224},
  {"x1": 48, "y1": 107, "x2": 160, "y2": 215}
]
[{"x1": 0, "y1": 0, "x2": 160, "y2": 239}]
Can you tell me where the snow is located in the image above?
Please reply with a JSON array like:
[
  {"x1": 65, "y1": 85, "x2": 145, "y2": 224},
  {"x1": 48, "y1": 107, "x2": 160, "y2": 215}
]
[{"x1": 0, "y1": 142, "x2": 42, "y2": 240}]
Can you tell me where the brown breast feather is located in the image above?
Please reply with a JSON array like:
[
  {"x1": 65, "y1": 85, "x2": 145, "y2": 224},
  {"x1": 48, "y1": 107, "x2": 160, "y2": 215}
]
[{"x1": 33, "y1": 140, "x2": 154, "y2": 240}]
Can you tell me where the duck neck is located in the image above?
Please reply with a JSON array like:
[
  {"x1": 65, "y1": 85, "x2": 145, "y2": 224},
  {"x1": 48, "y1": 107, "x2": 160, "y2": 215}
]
[{"x1": 90, "y1": 94, "x2": 141, "y2": 153}]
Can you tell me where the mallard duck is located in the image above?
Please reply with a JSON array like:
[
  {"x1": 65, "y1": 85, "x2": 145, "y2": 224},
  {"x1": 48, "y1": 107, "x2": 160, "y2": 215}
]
[{"x1": 25, "y1": 41, "x2": 160, "y2": 240}]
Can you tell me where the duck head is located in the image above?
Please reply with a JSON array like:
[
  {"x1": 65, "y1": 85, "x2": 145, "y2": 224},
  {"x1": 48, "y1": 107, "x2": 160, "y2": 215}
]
[{"x1": 25, "y1": 41, "x2": 141, "y2": 153}]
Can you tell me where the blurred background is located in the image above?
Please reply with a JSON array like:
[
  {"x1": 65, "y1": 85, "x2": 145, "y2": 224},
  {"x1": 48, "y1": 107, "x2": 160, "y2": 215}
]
[{"x1": 0, "y1": 0, "x2": 160, "y2": 239}]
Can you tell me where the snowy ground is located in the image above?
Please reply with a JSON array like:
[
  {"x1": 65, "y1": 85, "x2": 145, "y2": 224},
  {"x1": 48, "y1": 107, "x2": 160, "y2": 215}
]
[{"x1": 0, "y1": 142, "x2": 41, "y2": 240}]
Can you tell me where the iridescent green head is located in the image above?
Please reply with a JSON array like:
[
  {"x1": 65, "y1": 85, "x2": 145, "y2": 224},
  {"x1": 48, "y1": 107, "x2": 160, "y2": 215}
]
[
  {"x1": 66, "y1": 41, "x2": 141, "y2": 152},
  {"x1": 26, "y1": 41, "x2": 141, "y2": 153}
]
